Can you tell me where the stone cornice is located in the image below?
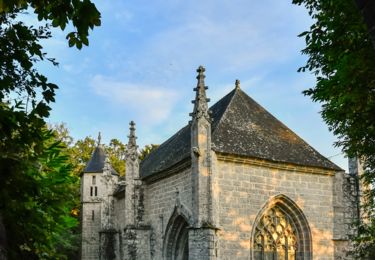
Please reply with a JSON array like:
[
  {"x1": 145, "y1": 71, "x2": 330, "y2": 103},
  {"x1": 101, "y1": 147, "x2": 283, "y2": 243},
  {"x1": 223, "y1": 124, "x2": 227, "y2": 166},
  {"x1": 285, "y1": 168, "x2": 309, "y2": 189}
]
[
  {"x1": 81, "y1": 200, "x2": 102, "y2": 204},
  {"x1": 216, "y1": 152, "x2": 338, "y2": 176}
]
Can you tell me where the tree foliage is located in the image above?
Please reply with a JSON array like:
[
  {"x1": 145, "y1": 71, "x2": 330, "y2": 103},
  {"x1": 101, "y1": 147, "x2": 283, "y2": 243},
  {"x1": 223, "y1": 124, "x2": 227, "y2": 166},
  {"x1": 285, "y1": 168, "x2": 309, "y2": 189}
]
[
  {"x1": 293, "y1": 0, "x2": 375, "y2": 257},
  {"x1": 1, "y1": 129, "x2": 79, "y2": 259},
  {"x1": 52, "y1": 124, "x2": 127, "y2": 176},
  {"x1": 0, "y1": 0, "x2": 101, "y2": 49},
  {"x1": 139, "y1": 144, "x2": 159, "y2": 161},
  {"x1": 0, "y1": 1, "x2": 101, "y2": 258}
]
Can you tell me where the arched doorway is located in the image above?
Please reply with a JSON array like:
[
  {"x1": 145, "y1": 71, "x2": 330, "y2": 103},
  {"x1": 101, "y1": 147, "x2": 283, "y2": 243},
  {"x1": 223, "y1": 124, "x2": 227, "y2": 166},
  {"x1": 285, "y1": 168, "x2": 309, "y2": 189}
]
[
  {"x1": 251, "y1": 195, "x2": 312, "y2": 260},
  {"x1": 164, "y1": 211, "x2": 190, "y2": 260}
]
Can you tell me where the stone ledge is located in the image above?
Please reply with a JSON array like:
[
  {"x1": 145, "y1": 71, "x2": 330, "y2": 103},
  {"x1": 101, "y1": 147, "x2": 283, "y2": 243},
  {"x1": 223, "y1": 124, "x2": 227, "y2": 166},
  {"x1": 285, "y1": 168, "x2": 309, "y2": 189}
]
[
  {"x1": 216, "y1": 152, "x2": 337, "y2": 176},
  {"x1": 124, "y1": 224, "x2": 152, "y2": 231}
]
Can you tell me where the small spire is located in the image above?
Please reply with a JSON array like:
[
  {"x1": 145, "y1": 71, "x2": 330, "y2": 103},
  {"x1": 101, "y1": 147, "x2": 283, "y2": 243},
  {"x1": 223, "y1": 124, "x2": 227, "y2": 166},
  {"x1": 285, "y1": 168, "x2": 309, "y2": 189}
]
[
  {"x1": 235, "y1": 79, "x2": 240, "y2": 90},
  {"x1": 128, "y1": 121, "x2": 137, "y2": 146},
  {"x1": 97, "y1": 132, "x2": 102, "y2": 146},
  {"x1": 103, "y1": 156, "x2": 111, "y2": 176},
  {"x1": 196, "y1": 65, "x2": 206, "y2": 88},
  {"x1": 126, "y1": 121, "x2": 138, "y2": 161},
  {"x1": 190, "y1": 65, "x2": 210, "y2": 121}
]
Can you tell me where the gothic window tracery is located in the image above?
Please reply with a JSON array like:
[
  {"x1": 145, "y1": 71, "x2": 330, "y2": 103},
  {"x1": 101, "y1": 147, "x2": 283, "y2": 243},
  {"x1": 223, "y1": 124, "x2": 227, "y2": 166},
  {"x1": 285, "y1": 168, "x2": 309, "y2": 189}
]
[{"x1": 253, "y1": 207, "x2": 299, "y2": 260}]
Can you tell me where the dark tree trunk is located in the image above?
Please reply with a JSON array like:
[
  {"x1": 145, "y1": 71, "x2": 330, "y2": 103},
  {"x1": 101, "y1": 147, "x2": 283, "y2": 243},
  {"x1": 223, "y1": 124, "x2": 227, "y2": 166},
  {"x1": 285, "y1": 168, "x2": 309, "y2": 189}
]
[
  {"x1": 355, "y1": 0, "x2": 375, "y2": 48},
  {"x1": 0, "y1": 213, "x2": 7, "y2": 260}
]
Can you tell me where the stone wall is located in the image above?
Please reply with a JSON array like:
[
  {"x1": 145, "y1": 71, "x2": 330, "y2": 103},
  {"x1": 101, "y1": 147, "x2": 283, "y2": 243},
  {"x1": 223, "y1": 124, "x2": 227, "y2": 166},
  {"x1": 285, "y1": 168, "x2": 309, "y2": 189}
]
[
  {"x1": 81, "y1": 201, "x2": 102, "y2": 260},
  {"x1": 189, "y1": 227, "x2": 219, "y2": 259},
  {"x1": 332, "y1": 171, "x2": 359, "y2": 259},
  {"x1": 81, "y1": 173, "x2": 104, "y2": 260},
  {"x1": 113, "y1": 195, "x2": 125, "y2": 231},
  {"x1": 143, "y1": 167, "x2": 193, "y2": 259},
  {"x1": 215, "y1": 156, "x2": 348, "y2": 260}
]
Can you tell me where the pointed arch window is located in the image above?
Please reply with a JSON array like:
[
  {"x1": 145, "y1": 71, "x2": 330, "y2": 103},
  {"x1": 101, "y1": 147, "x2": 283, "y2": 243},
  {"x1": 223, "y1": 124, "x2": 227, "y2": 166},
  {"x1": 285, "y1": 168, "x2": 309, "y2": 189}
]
[
  {"x1": 254, "y1": 207, "x2": 297, "y2": 259},
  {"x1": 252, "y1": 195, "x2": 312, "y2": 260},
  {"x1": 163, "y1": 205, "x2": 192, "y2": 260}
]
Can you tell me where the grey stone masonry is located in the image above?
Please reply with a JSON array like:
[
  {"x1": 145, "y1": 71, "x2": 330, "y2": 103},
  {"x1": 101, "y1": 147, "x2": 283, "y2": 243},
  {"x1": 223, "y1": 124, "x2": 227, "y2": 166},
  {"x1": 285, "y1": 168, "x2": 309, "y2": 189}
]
[
  {"x1": 122, "y1": 226, "x2": 151, "y2": 260},
  {"x1": 189, "y1": 227, "x2": 219, "y2": 259},
  {"x1": 100, "y1": 229, "x2": 119, "y2": 260},
  {"x1": 190, "y1": 65, "x2": 215, "y2": 228},
  {"x1": 122, "y1": 121, "x2": 150, "y2": 260},
  {"x1": 80, "y1": 66, "x2": 358, "y2": 260},
  {"x1": 143, "y1": 167, "x2": 193, "y2": 259},
  {"x1": 125, "y1": 121, "x2": 140, "y2": 227}
]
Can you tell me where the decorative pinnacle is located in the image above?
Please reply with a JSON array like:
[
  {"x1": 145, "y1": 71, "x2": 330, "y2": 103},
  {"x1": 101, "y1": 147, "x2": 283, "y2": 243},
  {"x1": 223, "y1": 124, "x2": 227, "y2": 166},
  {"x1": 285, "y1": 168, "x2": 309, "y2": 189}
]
[
  {"x1": 196, "y1": 65, "x2": 206, "y2": 86},
  {"x1": 190, "y1": 65, "x2": 210, "y2": 121},
  {"x1": 235, "y1": 79, "x2": 240, "y2": 89},
  {"x1": 97, "y1": 132, "x2": 102, "y2": 146},
  {"x1": 128, "y1": 121, "x2": 137, "y2": 146},
  {"x1": 126, "y1": 121, "x2": 138, "y2": 161}
]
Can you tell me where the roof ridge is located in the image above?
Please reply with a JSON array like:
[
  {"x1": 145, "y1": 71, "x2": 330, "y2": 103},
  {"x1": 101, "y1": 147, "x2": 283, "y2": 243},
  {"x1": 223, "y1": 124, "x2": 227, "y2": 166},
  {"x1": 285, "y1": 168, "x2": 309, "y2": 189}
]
[{"x1": 211, "y1": 88, "x2": 239, "y2": 137}]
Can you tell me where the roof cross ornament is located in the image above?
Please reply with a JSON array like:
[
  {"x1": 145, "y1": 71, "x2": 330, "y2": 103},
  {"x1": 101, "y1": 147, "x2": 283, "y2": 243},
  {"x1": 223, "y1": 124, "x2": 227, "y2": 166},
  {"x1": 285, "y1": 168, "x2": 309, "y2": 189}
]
[
  {"x1": 235, "y1": 79, "x2": 240, "y2": 90},
  {"x1": 190, "y1": 65, "x2": 211, "y2": 121},
  {"x1": 97, "y1": 131, "x2": 102, "y2": 146}
]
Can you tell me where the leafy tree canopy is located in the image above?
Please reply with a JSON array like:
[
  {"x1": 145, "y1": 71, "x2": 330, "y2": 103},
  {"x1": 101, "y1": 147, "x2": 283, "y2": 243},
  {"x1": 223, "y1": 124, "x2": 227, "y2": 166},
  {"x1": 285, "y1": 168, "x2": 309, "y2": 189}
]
[
  {"x1": 0, "y1": 1, "x2": 101, "y2": 258},
  {"x1": 1, "y1": 129, "x2": 80, "y2": 259},
  {"x1": 0, "y1": 0, "x2": 101, "y2": 48},
  {"x1": 293, "y1": 0, "x2": 375, "y2": 257},
  {"x1": 52, "y1": 124, "x2": 127, "y2": 176},
  {"x1": 139, "y1": 144, "x2": 159, "y2": 161},
  {"x1": 0, "y1": 0, "x2": 101, "y2": 161}
]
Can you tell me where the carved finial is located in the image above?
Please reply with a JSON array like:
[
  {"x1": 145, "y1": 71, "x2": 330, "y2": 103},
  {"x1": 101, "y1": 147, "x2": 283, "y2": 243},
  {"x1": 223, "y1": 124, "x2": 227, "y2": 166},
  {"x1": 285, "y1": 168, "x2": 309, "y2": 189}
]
[
  {"x1": 103, "y1": 156, "x2": 111, "y2": 176},
  {"x1": 126, "y1": 121, "x2": 138, "y2": 161},
  {"x1": 190, "y1": 65, "x2": 211, "y2": 121},
  {"x1": 128, "y1": 121, "x2": 137, "y2": 145},
  {"x1": 97, "y1": 132, "x2": 102, "y2": 146},
  {"x1": 235, "y1": 79, "x2": 240, "y2": 89},
  {"x1": 196, "y1": 65, "x2": 206, "y2": 85}
]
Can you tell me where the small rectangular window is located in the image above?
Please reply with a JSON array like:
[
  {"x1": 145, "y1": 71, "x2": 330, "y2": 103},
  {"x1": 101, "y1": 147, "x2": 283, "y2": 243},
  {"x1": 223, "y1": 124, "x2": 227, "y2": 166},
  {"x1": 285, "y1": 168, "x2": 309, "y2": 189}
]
[
  {"x1": 92, "y1": 210, "x2": 95, "y2": 220},
  {"x1": 90, "y1": 186, "x2": 93, "y2": 196},
  {"x1": 95, "y1": 186, "x2": 98, "y2": 196},
  {"x1": 92, "y1": 176, "x2": 96, "y2": 185}
]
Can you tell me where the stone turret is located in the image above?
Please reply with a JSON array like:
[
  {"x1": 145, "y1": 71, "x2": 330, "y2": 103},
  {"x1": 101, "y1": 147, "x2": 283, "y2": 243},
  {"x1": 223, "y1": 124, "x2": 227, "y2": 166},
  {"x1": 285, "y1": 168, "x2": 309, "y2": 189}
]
[{"x1": 81, "y1": 133, "x2": 119, "y2": 260}]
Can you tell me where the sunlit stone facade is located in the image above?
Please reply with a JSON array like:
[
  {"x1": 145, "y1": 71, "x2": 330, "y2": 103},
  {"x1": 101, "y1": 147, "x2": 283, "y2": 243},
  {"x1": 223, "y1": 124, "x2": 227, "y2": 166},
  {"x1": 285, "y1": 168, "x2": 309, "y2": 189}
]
[{"x1": 81, "y1": 67, "x2": 358, "y2": 259}]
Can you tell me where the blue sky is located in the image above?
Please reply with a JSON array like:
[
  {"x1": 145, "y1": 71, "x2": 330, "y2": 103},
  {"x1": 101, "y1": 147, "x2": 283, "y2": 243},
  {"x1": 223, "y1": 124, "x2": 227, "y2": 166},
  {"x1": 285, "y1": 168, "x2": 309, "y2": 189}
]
[{"x1": 33, "y1": 0, "x2": 347, "y2": 170}]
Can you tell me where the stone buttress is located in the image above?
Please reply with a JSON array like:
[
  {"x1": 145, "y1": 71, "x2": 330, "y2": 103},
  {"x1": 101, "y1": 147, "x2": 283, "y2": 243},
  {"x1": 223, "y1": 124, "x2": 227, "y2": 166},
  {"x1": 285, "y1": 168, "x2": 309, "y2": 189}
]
[
  {"x1": 123, "y1": 121, "x2": 151, "y2": 260},
  {"x1": 99, "y1": 156, "x2": 120, "y2": 260},
  {"x1": 189, "y1": 66, "x2": 219, "y2": 259}
]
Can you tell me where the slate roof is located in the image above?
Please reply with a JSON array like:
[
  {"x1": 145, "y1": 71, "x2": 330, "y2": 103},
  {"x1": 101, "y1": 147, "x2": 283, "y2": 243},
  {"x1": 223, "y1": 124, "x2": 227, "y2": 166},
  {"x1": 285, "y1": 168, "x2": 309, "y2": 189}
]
[
  {"x1": 83, "y1": 145, "x2": 119, "y2": 175},
  {"x1": 140, "y1": 88, "x2": 341, "y2": 178}
]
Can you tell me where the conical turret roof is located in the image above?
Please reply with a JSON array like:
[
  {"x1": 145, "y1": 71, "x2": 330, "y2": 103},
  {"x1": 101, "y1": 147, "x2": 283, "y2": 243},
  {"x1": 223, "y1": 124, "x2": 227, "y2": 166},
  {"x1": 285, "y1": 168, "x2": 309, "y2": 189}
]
[{"x1": 83, "y1": 145, "x2": 119, "y2": 175}]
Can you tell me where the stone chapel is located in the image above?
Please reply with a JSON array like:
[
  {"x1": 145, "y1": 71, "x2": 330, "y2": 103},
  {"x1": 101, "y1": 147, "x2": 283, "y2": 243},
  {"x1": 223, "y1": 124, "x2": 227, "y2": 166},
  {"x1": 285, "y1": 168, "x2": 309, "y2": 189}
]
[{"x1": 80, "y1": 66, "x2": 359, "y2": 260}]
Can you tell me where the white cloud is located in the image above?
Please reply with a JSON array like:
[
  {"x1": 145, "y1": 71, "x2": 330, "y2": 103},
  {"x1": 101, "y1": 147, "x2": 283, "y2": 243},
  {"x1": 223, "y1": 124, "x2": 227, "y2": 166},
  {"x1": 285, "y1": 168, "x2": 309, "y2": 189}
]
[{"x1": 91, "y1": 75, "x2": 180, "y2": 125}]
